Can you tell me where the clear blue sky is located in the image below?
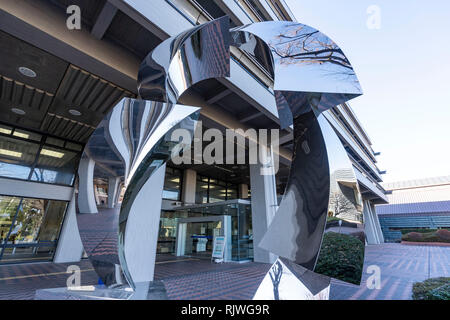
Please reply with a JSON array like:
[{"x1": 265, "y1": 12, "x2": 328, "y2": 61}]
[{"x1": 285, "y1": 0, "x2": 450, "y2": 183}]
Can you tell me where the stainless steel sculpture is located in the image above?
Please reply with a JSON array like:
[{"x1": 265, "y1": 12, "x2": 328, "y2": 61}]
[
  {"x1": 76, "y1": 17, "x2": 365, "y2": 299},
  {"x1": 75, "y1": 17, "x2": 230, "y2": 294},
  {"x1": 232, "y1": 22, "x2": 365, "y2": 290},
  {"x1": 231, "y1": 21, "x2": 365, "y2": 291}
]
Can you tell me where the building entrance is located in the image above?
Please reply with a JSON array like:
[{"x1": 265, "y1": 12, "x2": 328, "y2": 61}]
[
  {"x1": 173, "y1": 200, "x2": 253, "y2": 262},
  {"x1": 184, "y1": 220, "x2": 223, "y2": 259}
]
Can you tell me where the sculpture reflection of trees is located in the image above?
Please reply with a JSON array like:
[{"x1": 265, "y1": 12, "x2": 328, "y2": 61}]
[
  {"x1": 270, "y1": 26, "x2": 355, "y2": 76},
  {"x1": 329, "y1": 191, "x2": 355, "y2": 218},
  {"x1": 269, "y1": 260, "x2": 283, "y2": 300}
]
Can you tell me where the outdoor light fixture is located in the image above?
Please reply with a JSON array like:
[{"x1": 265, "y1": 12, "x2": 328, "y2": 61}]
[
  {"x1": 18, "y1": 66, "x2": 37, "y2": 78},
  {"x1": 69, "y1": 109, "x2": 82, "y2": 116},
  {"x1": 11, "y1": 108, "x2": 26, "y2": 115}
]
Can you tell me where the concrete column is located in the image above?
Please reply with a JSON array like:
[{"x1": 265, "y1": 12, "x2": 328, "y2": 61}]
[
  {"x1": 371, "y1": 203, "x2": 385, "y2": 243},
  {"x1": 53, "y1": 193, "x2": 84, "y2": 263},
  {"x1": 124, "y1": 163, "x2": 166, "y2": 283},
  {"x1": 181, "y1": 169, "x2": 197, "y2": 204},
  {"x1": 176, "y1": 223, "x2": 187, "y2": 256},
  {"x1": 107, "y1": 177, "x2": 121, "y2": 208},
  {"x1": 224, "y1": 215, "x2": 232, "y2": 262},
  {"x1": 77, "y1": 157, "x2": 98, "y2": 214},
  {"x1": 238, "y1": 183, "x2": 249, "y2": 199},
  {"x1": 363, "y1": 200, "x2": 385, "y2": 244},
  {"x1": 249, "y1": 148, "x2": 278, "y2": 264}
]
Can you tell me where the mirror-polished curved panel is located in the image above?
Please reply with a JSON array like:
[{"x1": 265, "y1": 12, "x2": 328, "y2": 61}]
[
  {"x1": 231, "y1": 21, "x2": 365, "y2": 286},
  {"x1": 231, "y1": 21, "x2": 362, "y2": 128},
  {"x1": 76, "y1": 98, "x2": 199, "y2": 289},
  {"x1": 315, "y1": 116, "x2": 365, "y2": 285},
  {"x1": 76, "y1": 17, "x2": 231, "y2": 292},
  {"x1": 75, "y1": 17, "x2": 366, "y2": 295},
  {"x1": 259, "y1": 112, "x2": 365, "y2": 284},
  {"x1": 138, "y1": 16, "x2": 231, "y2": 103}
]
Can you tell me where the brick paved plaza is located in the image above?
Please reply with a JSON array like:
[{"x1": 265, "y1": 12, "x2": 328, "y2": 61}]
[{"x1": 0, "y1": 244, "x2": 448, "y2": 300}]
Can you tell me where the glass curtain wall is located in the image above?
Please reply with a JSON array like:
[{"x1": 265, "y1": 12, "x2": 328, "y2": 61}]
[
  {"x1": 0, "y1": 124, "x2": 82, "y2": 186},
  {"x1": 195, "y1": 175, "x2": 238, "y2": 204},
  {"x1": 162, "y1": 167, "x2": 182, "y2": 201},
  {"x1": 0, "y1": 124, "x2": 82, "y2": 264}
]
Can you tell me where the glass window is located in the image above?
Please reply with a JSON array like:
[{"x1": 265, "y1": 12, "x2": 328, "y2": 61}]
[
  {"x1": 158, "y1": 210, "x2": 188, "y2": 254},
  {"x1": 0, "y1": 135, "x2": 40, "y2": 180},
  {"x1": 209, "y1": 183, "x2": 226, "y2": 203},
  {"x1": 195, "y1": 177, "x2": 209, "y2": 204},
  {"x1": 194, "y1": 176, "x2": 239, "y2": 203},
  {"x1": 0, "y1": 196, "x2": 21, "y2": 244},
  {"x1": 227, "y1": 184, "x2": 238, "y2": 200},
  {"x1": 0, "y1": 196, "x2": 68, "y2": 263},
  {"x1": 162, "y1": 167, "x2": 182, "y2": 200},
  {"x1": 30, "y1": 146, "x2": 79, "y2": 186}
]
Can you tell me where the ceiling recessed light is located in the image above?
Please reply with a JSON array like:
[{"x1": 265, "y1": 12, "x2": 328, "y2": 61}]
[
  {"x1": 69, "y1": 109, "x2": 82, "y2": 116},
  {"x1": 18, "y1": 67, "x2": 37, "y2": 78},
  {"x1": 40, "y1": 149, "x2": 65, "y2": 158},
  {"x1": 0, "y1": 128, "x2": 12, "y2": 135},
  {"x1": 0, "y1": 149, "x2": 22, "y2": 158},
  {"x1": 11, "y1": 108, "x2": 26, "y2": 115},
  {"x1": 13, "y1": 131, "x2": 29, "y2": 139}
]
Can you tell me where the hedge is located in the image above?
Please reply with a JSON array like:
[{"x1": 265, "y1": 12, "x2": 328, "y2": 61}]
[
  {"x1": 402, "y1": 229, "x2": 450, "y2": 243},
  {"x1": 315, "y1": 232, "x2": 365, "y2": 285},
  {"x1": 412, "y1": 277, "x2": 450, "y2": 300},
  {"x1": 399, "y1": 228, "x2": 450, "y2": 235}
]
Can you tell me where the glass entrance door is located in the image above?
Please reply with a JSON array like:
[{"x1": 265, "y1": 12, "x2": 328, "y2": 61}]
[{"x1": 184, "y1": 221, "x2": 223, "y2": 258}]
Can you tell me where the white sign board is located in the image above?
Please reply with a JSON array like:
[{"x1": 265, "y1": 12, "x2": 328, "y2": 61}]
[{"x1": 212, "y1": 236, "x2": 226, "y2": 259}]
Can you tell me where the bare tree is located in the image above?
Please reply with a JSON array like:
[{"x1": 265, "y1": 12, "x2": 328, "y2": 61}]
[
  {"x1": 328, "y1": 191, "x2": 356, "y2": 218},
  {"x1": 268, "y1": 25, "x2": 356, "y2": 79}
]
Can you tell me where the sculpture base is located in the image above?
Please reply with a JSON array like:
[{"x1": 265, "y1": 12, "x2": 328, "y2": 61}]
[{"x1": 35, "y1": 281, "x2": 168, "y2": 300}]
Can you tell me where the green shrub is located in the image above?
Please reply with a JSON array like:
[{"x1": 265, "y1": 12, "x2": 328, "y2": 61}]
[
  {"x1": 315, "y1": 232, "x2": 365, "y2": 285},
  {"x1": 412, "y1": 277, "x2": 450, "y2": 300},
  {"x1": 436, "y1": 229, "x2": 450, "y2": 241},
  {"x1": 327, "y1": 216, "x2": 342, "y2": 222},
  {"x1": 426, "y1": 284, "x2": 450, "y2": 300},
  {"x1": 402, "y1": 230, "x2": 450, "y2": 243},
  {"x1": 402, "y1": 232, "x2": 423, "y2": 242},
  {"x1": 399, "y1": 228, "x2": 450, "y2": 235}
]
